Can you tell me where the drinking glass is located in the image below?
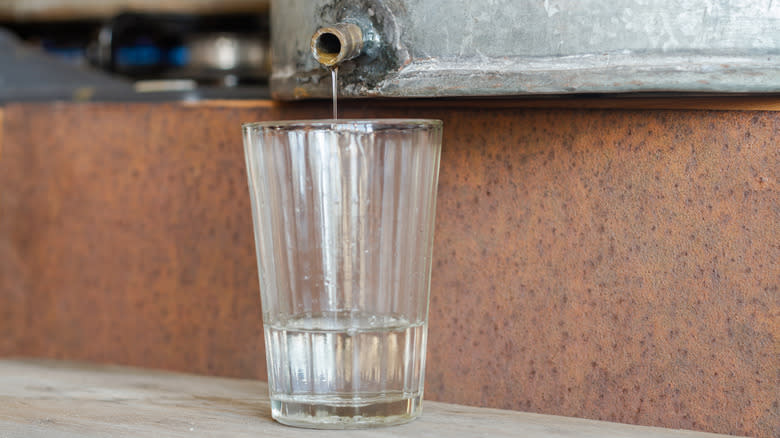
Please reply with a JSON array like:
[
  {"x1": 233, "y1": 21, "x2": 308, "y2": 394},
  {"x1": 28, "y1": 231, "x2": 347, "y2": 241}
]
[{"x1": 242, "y1": 119, "x2": 442, "y2": 428}]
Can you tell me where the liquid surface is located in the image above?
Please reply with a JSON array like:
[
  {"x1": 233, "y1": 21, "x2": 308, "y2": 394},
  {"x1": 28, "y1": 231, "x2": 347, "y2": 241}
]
[{"x1": 264, "y1": 312, "x2": 427, "y2": 427}]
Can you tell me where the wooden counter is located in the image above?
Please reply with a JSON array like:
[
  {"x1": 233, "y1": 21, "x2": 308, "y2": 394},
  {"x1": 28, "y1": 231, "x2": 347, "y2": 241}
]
[{"x1": 0, "y1": 360, "x2": 740, "y2": 438}]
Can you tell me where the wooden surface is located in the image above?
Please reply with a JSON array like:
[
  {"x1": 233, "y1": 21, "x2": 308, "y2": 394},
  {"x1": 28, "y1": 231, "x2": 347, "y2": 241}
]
[{"x1": 0, "y1": 360, "x2": 739, "y2": 438}]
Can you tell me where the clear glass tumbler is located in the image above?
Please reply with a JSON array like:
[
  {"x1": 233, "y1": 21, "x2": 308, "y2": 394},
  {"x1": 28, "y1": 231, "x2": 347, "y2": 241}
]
[{"x1": 242, "y1": 119, "x2": 442, "y2": 428}]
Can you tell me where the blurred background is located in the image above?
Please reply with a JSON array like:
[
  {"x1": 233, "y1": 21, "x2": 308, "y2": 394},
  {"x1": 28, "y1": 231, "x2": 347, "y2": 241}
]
[{"x1": 0, "y1": 0, "x2": 270, "y2": 101}]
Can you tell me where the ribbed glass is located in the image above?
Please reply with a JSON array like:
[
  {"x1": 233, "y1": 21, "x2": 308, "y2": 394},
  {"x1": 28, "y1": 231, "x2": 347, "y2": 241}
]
[{"x1": 242, "y1": 119, "x2": 442, "y2": 428}]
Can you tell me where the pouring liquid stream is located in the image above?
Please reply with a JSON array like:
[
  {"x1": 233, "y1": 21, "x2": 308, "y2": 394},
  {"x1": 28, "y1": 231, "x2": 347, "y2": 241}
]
[{"x1": 331, "y1": 66, "x2": 338, "y2": 119}]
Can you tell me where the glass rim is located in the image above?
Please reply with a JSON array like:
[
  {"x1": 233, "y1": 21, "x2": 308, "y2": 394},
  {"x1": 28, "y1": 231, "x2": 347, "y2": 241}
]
[{"x1": 242, "y1": 119, "x2": 442, "y2": 131}]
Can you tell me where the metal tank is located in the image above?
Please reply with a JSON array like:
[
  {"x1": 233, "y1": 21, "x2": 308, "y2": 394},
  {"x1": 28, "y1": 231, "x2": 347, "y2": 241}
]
[{"x1": 270, "y1": 0, "x2": 780, "y2": 99}]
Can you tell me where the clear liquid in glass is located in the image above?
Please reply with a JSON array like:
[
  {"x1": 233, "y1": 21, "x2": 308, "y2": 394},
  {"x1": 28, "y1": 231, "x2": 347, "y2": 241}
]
[{"x1": 264, "y1": 311, "x2": 426, "y2": 428}]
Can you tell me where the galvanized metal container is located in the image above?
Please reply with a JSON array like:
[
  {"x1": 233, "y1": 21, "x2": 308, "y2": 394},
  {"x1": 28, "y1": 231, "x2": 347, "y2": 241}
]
[{"x1": 271, "y1": 0, "x2": 780, "y2": 99}]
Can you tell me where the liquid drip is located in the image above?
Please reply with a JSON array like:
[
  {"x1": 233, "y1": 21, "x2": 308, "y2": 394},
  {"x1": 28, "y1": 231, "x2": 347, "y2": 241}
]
[{"x1": 331, "y1": 67, "x2": 338, "y2": 120}]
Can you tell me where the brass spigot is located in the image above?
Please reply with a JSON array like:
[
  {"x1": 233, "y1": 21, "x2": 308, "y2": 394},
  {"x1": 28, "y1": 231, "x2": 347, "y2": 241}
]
[{"x1": 310, "y1": 23, "x2": 364, "y2": 67}]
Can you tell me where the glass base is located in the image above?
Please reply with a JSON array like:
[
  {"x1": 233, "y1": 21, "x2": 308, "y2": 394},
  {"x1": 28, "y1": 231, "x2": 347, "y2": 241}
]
[{"x1": 270, "y1": 393, "x2": 422, "y2": 429}]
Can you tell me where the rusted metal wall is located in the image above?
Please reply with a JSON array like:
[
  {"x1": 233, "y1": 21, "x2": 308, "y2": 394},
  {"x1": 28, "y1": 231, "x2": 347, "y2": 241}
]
[{"x1": 0, "y1": 101, "x2": 777, "y2": 437}]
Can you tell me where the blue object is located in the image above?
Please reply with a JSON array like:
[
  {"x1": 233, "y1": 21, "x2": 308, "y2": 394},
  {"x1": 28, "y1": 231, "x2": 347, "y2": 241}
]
[
  {"x1": 168, "y1": 46, "x2": 189, "y2": 67},
  {"x1": 116, "y1": 45, "x2": 162, "y2": 67}
]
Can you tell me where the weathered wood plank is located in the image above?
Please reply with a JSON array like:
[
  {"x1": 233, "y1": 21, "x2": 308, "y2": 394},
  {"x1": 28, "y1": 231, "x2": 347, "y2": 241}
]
[{"x1": 0, "y1": 360, "x2": 739, "y2": 438}]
